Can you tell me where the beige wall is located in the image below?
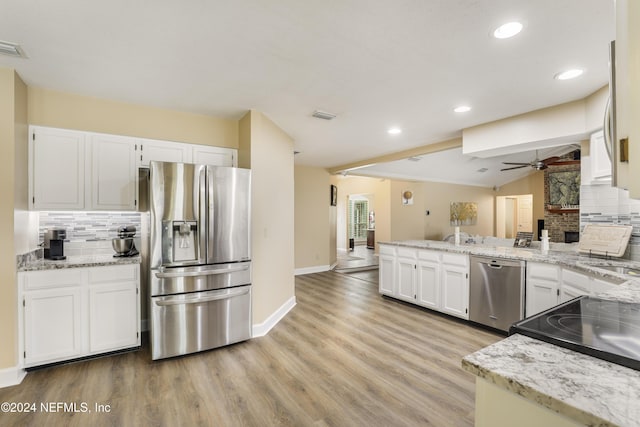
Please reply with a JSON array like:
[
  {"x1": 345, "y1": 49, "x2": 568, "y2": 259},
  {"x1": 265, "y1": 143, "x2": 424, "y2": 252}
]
[
  {"x1": 294, "y1": 166, "x2": 331, "y2": 270},
  {"x1": 331, "y1": 175, "x2": 391, "y2": 251},
  {"x1": 497, "y1": 172, "x2": 545, "y2": 239},
  {"x1": 0, "y1": 69, "x2": 27, "y2": 369},
  {"x1": 28, "y1": 86, "x2": 238, "y2": 148},
  {"x1": 389, "y1": 180, "x2": 427, "y2": 241},
  {"x1": 421, "y1": 181, "x2": 495, "y2": 240},
  {"x1": 240, "y1": 110, "x2": 295, "y2": 325}
]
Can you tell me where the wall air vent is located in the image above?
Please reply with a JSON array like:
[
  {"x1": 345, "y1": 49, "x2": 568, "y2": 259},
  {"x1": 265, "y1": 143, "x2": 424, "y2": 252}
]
[
  {"x1": 312, "y1": 110, "x2": 336, "y2": 120},
  {"x1": 0, "y1": 40, "x2": 27, "y2": 58}
]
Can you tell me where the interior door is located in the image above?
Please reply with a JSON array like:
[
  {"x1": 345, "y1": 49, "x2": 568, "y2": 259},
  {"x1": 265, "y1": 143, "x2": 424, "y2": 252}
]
[{"x1": 517, "y1": 195, "x2": 533, "y2": 232}]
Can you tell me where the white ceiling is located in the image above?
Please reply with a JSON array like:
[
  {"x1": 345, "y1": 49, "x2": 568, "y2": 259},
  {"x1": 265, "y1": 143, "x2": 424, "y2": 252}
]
[{"x1": 0, "y1": 0, "x2": 614, "y2": 183}]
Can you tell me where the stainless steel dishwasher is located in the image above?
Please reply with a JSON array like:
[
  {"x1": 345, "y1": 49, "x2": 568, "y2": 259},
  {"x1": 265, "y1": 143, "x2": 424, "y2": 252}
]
[{"x1": 469, "y1": 255, "x2": 525, "y2": 332}]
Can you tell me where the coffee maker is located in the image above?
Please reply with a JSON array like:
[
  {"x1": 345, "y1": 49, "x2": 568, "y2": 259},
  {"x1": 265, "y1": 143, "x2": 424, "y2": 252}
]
[{"x1": 44, "y1": 228, "x2": 67, "y2": 260}]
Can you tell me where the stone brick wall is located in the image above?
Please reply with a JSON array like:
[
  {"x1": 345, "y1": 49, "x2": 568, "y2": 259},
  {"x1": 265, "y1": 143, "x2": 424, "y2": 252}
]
[{"x1": 544, "y1": 160, "x2": 581, "y2": 242}]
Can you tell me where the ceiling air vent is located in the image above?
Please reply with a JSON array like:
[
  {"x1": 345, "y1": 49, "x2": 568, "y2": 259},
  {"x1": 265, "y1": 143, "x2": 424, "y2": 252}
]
[
  {"x1": 477, "y1": 168, "x2": 489, "y2": 173},
  {"x1": 0, "y1": 40, "x2": 27, "y2": 58},
  {"x1": 407, "y1": 156, "x2": 422, "y2": 162},
  {"x1": 312, "y1": 110, "x2": 336, "y2": 120}
]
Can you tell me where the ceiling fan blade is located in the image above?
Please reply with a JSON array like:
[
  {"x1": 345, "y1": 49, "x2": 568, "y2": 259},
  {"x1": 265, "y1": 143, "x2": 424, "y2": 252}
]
[
  {"x1": 501, "y1": 162, "x2": 531, "y2": 166},
  {"x1": 542, "y1": 156, "x2": 561, "y2": 164},
  {"x1": 501, "y1": 165, "x2": 528, "y2": 171}
]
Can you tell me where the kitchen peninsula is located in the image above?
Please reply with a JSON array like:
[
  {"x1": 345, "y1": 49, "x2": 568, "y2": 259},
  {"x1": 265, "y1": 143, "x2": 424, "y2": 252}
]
[{"x1": 379, "y1": 239, "x2": 640, "y2": 426}]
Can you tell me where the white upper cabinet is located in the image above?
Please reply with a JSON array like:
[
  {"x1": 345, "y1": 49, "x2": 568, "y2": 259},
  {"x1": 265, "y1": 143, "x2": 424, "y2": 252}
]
[
  {"x1": 614, "y1": 0, "x2": 640, "y2": 197},
  {"x1": 191, "y1": 144, "x2": 236, "y2": 167},
  {"x1": 137, "y1": 140, "x2": 237, "y2": 168},
  {"x1": 137, "y1": 138, "x2": 192, "y2": 167},
  {"x1": 30, "y1": 126, "x2": 238, "y2": 211},
  {"x1": 30, "y1": 126, "x2": 86, "y2": 210},
  {"x1": 90, "y1": 133, "x2": 137, "y2": 210}
]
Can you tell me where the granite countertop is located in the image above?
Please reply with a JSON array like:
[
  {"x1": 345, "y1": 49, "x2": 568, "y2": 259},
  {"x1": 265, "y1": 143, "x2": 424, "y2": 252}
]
[
  {"x1": 462, "y1": 279, "x2": 640, "y2": 426},
  {"x1": 379, "y1": 239, "x2": 640, "y2": 282},
  {"x1": 18, "y1": 254, "x2": 141, "y2": 272}
]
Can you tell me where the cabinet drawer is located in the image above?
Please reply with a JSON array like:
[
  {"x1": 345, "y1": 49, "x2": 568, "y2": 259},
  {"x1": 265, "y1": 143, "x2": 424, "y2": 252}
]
[
  {"x1": 528, "y1": 263, "x2": 559, "y2": 280},
  {"x1": 379, "y1": 245, "x2": 396, "y2": 256},
  {"x1": 397, "y1": 247, "x2": 417, "y2": 259},
  {"x1": 418, "y1": 249, "x2": 440, "y2": 262},
  {"x1": 88, "y1": 264, "x2": 138, "y2": 284},
  {"x1": 22, "y1": 269, "x2": 84, "y2": 290},
  {"x1": 442, "y1": 253, "x2": 468, "y2": 267}
]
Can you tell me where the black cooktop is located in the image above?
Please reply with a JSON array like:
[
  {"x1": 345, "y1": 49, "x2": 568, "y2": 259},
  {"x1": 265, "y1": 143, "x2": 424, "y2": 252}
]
[{"x1": 510, "y1": 296, "x2": 640, "y2": 371}]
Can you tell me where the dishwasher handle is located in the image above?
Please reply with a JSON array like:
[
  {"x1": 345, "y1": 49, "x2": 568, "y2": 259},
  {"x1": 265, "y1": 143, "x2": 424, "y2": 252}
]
[
  {"x1": 155, "y1": 287, "x2": 250, "y2": 306},
  {"x1": 482, "y1": 261, "x2": 504, "y2": 269}
]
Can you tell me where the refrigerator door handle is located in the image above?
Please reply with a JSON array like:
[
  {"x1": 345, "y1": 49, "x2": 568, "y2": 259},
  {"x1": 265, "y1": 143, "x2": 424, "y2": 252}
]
[
  {"x1": 155, "y1": 287, "x2": 250, "y2": 306},
  {"x1": 155, "y1": 264, "x2": 250, "y2": 279}
]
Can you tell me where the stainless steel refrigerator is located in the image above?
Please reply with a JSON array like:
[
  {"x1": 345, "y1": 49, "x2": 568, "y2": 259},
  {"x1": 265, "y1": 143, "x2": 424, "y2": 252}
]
[{"x1": 148, "y1": 161, "x2": 251, "y2": 360}]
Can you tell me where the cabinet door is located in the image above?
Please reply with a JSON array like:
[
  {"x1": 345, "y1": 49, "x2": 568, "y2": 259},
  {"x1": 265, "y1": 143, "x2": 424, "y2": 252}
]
[
  {"x1": 526, "y1": 279, "x2": 558, "y2": 317},
  {"x1": 89, "y1": 282, "x2": 139, "y2": 353},
  {"x1": 24, "y1": 287, "x2": 82, "y2": 366},
  {"x1": 559, "y1": 283, "x2": 588, "y2": 303},
  {"x1": 417, "y1": 260, "x2": 440, "y2": 310},
  {"x1": 191, "y1": 145, "x2": 236, "y2": 166},
  {"x1": 590, "y1": 131, "x2": 612, "y2": 183},
  {"x1": 138, "y1": 138, "x2": 192, "y2": 167},
  {"x1": 396, "y1": 257, "x2": 416, "y2": 302},
  {"x1": 379, "y1": 254, "x2": 396, "y2": 296},
  {"x1": 30, "y1": 127, "x2": 85, "y2": 210},
  {"x1": 90, "y1": 134, "x2": 137, "y2": 210},
  {"x1": 441, "y1": 265, "x2": 469, "y2": 319}
]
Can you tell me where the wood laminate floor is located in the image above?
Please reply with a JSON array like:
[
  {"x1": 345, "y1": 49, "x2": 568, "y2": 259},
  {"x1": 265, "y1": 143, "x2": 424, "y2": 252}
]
[{"x1": 0, "y1": 271, "x2": 501, "y2": 427}]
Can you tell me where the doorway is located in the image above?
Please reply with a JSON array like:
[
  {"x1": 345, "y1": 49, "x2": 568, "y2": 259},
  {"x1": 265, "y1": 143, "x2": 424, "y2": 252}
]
[{"x1": 496, "y1": 194, "x2": 533, "y2": 238}]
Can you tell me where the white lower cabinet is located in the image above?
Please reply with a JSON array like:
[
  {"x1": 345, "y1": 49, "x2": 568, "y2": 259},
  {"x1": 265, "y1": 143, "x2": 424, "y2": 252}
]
[
  {"x1": 24, "y1": 287, "x2": 83, "y2": 367},
  {"x1": 527, "y1": 263, "x2": 620, "y2": 317},
  {"x1": 440, "y1": 253, "x2": 470, "y2": 319},
  {"x1": 526, "y1": 263, "x2": 561, "y2": 317},
  {"x1": 20, "y1": 264, "x2": 140, "y2": 368},
  {"x1": 378, "y1": 245, "x2": 468, "y2": 319},
  {"x1": 416, "y1": 251, "x2": 440, "y2": 310},
  {"x1": 378, "y1": 247, "x2": 396, "y2": 296},
  {"x1": 396, "y1": 249, "x2": 418, "y2": 302}
]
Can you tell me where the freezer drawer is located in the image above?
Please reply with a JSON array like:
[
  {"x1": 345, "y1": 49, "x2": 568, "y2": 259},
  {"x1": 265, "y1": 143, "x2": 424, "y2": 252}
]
[
  {"x1": 151, "y1": 285, "x2": 251, "y2": 360},
  {"x1": 150, "y1": 262, "x2": 251, "y2": 296}
]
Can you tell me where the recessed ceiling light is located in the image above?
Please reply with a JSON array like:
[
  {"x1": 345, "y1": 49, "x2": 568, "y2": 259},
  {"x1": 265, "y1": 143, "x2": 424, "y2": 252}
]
[
  {"x1": 554, "y1": 69, "x2": 584, "y2": 80},
  {"x1": 454, "y1": 106, "x2": 471, "y2": 113},
  {"x1": 388, "y1": 127, "x2": 402, "y2": 135},
  {"x1": 493, "y1": 22, "x2": 523, "y2": 39}
]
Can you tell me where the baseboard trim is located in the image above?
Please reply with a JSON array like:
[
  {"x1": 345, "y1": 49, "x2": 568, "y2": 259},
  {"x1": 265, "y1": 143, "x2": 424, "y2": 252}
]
[
  {"x1": 252, "y1": 296, "x2": 296, "y2": 338},
  {"x1": 294, "y1": 265, "x2": 330, "y2": 276},
  {"x1": 0, "y1": 366, "x2": 26, "y2": 389}
]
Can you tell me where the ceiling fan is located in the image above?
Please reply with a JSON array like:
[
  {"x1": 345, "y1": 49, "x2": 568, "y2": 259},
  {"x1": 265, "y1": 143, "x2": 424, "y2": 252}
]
[{"x1": 500, "y1": 150, "x2": 561, "y2": 171}]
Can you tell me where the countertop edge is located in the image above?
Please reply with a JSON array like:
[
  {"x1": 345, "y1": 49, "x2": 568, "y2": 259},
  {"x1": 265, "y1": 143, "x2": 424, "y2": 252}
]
[
  {"x1": 461, "y1": 353, "x2": 615, "y2": 427},
  {"x1": 17, "y1": 256, "x2": 141, "y2": 272}
]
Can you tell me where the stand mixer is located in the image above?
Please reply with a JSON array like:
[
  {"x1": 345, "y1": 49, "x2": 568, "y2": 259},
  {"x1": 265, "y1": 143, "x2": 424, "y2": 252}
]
[{"x1": 112, "y1": 225, "x2": 139, "y2": 257}]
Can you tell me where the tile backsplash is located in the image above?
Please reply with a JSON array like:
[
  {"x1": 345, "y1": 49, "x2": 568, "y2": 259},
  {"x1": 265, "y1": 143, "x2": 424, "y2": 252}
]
[
  {"x1": 580, "y1": 184, "x2": 640, "y2": 260},
  {"x1": 39, "y1": 211, "x2": 142, "y2": 242}
]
